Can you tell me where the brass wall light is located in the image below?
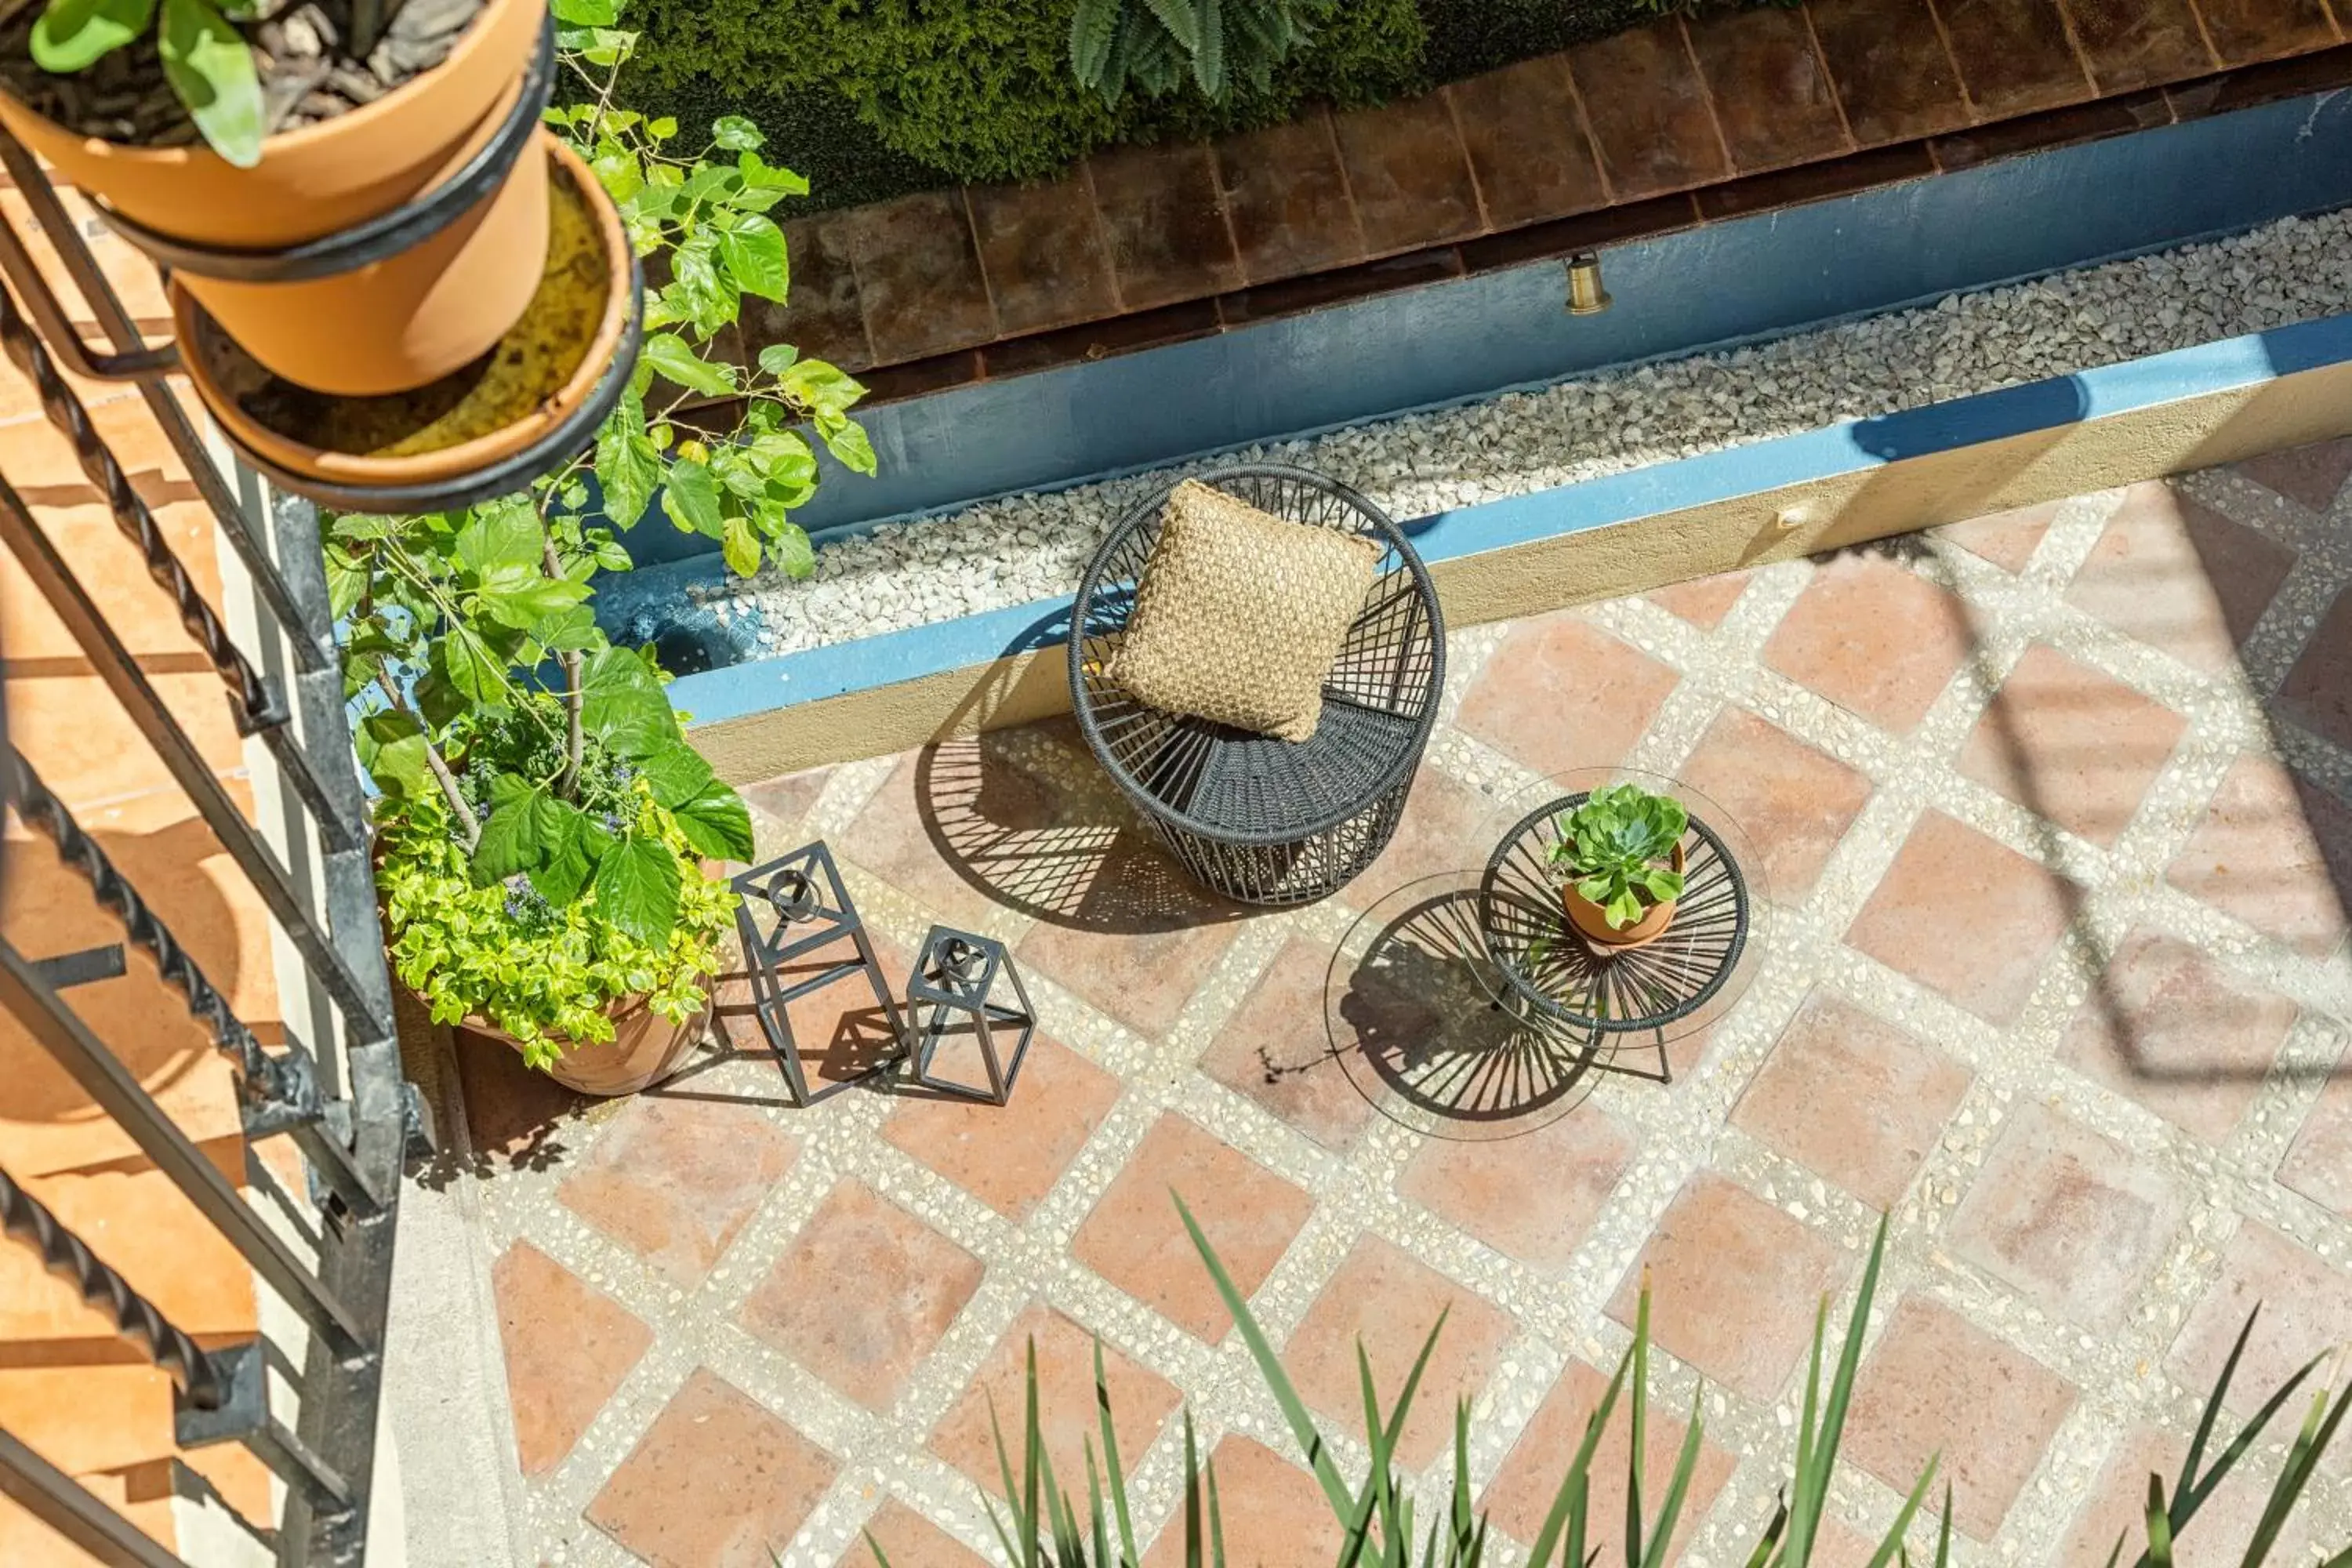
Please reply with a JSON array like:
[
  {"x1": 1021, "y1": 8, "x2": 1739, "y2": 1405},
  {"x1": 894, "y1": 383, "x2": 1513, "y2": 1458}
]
[{"x1": 1565, "y1": 252, "x2": 1611, "y2": 315}]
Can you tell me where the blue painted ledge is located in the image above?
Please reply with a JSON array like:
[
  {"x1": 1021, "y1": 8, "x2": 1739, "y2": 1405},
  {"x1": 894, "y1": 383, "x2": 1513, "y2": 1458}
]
[{"x1": 670, "y1": 309, "x2": 2352, "y2": 733}]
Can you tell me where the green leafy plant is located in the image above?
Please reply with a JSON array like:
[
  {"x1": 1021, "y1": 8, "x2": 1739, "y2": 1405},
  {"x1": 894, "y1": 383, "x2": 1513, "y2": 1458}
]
[
  {"x1": 890, "y1": 1203, "x2": 2351, "y2": 1566},
  {"x1": 1068, "y1": 0, "x2": 1327, "y2": 103},
  {"x1": 28, "y1": 0, "x2": 267, "y2": 165},
  {"x1": 1548, "y1": 782, "x2": 1687, "y2": 931}
]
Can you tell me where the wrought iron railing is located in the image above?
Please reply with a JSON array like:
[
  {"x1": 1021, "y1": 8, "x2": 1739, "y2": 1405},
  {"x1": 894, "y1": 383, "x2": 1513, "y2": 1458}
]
[{"x1": 0, "y1": 129, "x2": 411, "y2": 1567}]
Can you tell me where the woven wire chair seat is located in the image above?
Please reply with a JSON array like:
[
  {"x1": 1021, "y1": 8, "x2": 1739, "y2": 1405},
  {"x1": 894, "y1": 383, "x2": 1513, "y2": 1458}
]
[{"x1": 1068, "y1": 465, "x2": 1445, "y2": 906}]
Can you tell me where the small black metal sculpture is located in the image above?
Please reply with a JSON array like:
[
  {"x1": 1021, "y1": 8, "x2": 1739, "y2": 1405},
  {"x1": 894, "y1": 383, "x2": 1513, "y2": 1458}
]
[
  {"x1": 730, "y1": 842, "x2": 906, "y2": 1106},
  {"x1": 904, "y1": 926, "x2": 1036, "y2": 1106}
]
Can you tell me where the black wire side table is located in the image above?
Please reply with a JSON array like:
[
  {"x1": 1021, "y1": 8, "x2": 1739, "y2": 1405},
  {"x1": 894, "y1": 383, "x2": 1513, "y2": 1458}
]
[{"x1": 1475, "y1": 773, "x2": 1759, "y2": 1083}]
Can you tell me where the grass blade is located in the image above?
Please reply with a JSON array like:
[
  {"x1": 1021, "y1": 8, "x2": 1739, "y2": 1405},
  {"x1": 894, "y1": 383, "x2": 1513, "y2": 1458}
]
[
  {"x1": 1628, "y1": 1279, "x2": 1650, "y2": 1568},
  {"x1": 2146, "y1": 1474, "x2": 2174, "y2": 1568},
  {"x1": 1859, "y1": 1454, "x2": 1940, "y2": 1568},
  {"x1": 1207, "y1": 1444, "x2": 1228, "y2": 1568},
  {"x1": 1785, "y1": 1300, "x2": 1828, "y2": 1566},
  {"x1": 1796, "y1": 1217, "x2": 1891, "y2": 1566},
  {"x1": 2239, "y1": 1370, "x2": 2350, "y2": 1568},
  {"x1": 1526, "y1": 1352, "x2": 1633, "y2": 1566},
  {"x1": 1184, "y1": 1410, "x2": 1203, "y2": 1568},
  {"x1": 2180, "y1": 1307, "x2": 2259, "y2": 1503},
  {"x1": 1636, "y1": 1385, "x2": 1708, "y2": 1568},
  {"x1": 1094, "y1": 1341, "x2": 1141, "y2": 1566}
]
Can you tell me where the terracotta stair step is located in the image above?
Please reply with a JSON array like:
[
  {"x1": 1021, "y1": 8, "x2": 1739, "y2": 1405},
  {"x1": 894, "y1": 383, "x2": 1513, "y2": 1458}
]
[
  {"x1": 0, "y1": 1160, "x2": 259, "y2": 1344},
  {"x1": 0, "y1": 1459, "x2": 172, "y2": 1567}
]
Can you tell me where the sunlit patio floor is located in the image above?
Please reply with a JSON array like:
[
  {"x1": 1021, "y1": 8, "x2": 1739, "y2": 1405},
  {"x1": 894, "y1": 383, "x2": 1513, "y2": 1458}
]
[{"x1": 436, "y1": 442, "x2": 2352, "y2": 1567}]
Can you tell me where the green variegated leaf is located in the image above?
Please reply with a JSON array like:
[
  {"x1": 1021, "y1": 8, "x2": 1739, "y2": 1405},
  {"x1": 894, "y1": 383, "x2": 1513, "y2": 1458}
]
[
  {"x1": 158, "y1": 0, "x2": 264, "y2": 166},
  {"x1": 31, "y1": 0, "x2": 154, "y2": 71}
]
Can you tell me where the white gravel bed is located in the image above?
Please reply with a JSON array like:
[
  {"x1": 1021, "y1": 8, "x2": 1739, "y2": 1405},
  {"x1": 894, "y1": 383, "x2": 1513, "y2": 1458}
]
[{"x1": 691, "y1": 209, "x2": 2352, "y2": 656}]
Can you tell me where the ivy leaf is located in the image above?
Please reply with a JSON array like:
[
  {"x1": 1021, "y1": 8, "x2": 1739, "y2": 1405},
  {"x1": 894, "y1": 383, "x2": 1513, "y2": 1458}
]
[
  {"x1": 32, "y1": 0, "x2": 154, "y2": 73},
  {"x1": 528, "y1": 799, "x2": 598, "y2": 905},
  {"x1": 595, "y1": 391, "x2": 662, "y2": 530},
  {"x1": 755, "y1": 343, "x2": 799, "y2": 377},
  {"x1": 822, "y1": 419, "x2": 877, "y2": 476},
  {"x1": 710, "y1": 114, "x2": 764, "y2": 151},
  {"x1": 358, "y1": 710, "x2": 430, "y2": 800},
  {"x1": 455, "y1": 500, "x2": 543, "y2": 578},
  {"x1": 592, "y1": 832, "x2": 683, "y2": 945},
  {"x1": 672, "y1": 782, "x2": 755, "y2": 861},
  {"x1": 470, "y1": 775, "x2": 546, "y2": 886},
  {"x1": 764, "y1": 520, "x2": 815, "y2": 583},
  {"x1": 531, "y1": 604, "x2": 601, "y2": 652},
  {"x1": 426, "y1": 631, "x2": 499, "y2": 713},
  {"x1": 158, "y1": 0, "x2": 266, "y2": 167},
  {"x1": 779, "y1": 358, "x2": 866, "y2": 419},
  {"x1": 642, "y1": 332, "x2": 739, "y2": 397},
  {"x1": 661, "y1": 458, "x2": 724, "y2": 538},
  {"x1": 580, "y1": 645, "x2": 677, "y2": 757},
  {"x1": 637, "y1": 741, "x2": 717, "y2": 808},
  {"x1": 715, "y1": 211, "x2": 788, "y2": 303},
  {"x1": 475, "y1": 570, "x2": 590, "y2": 631},
  {"x1": 721, "y1": 513, "x2": 761, "y2": 579}
]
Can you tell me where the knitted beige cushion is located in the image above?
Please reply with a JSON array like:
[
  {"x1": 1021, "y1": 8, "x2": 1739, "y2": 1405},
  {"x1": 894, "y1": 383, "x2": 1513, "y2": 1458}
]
[{"x1": 1105, "y1": 481, "x2": 1381, "y2": 743}]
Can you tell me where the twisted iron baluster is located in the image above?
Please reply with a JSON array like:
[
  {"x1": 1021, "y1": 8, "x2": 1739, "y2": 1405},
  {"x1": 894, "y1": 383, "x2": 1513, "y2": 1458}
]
[
  {"x1": 2, "y1": 746, "x2": 320, "y2": 1126},
  {"x1": 0, "y1": 1164, "x2": 225, "y2": 1410},
  {"x1": 0, "y1": 278, "x2": 284, "y2": 733}
]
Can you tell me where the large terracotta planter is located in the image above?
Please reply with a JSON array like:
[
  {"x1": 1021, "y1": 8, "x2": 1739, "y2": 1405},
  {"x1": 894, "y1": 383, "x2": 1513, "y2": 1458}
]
[
  {"x1": 1561, "y1": 840, "x2": 1686, "y2": 950},
  {"x1": 0, "y1": 0, "x2": 550, "y2": 394},
  {"x1": 459, "y1": 995, "x2": 710, "y2": 1097}
]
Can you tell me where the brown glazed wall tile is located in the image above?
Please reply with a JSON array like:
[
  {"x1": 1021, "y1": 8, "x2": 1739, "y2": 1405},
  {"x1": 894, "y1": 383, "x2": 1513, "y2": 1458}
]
[
  {"x1": 1809, "y1": 0, "x2": 1974, "y2": 144},
  {"x1": 983, "y1": 299, "x2": 1222, "y2": 379},
  {"x1": 2167, "y1": 42, "x2": 2352, "y2": 114},
  {"x1": 1457, "y1": 194, "x2": 1701, "y2": 274},
  {"x1": 2194, "y1": 0, "x2": 2341, "y2": 65},
  {"x1": 2062, "y1": 0, "x2": 2219, "y2": 89},
  {"x1": 964, "y1": 179, "x2": 1119, "y2": 336},
  {"x1": 1216, "y1": 249, "x2": 1465, "y2": 327},
  {"x1": 1938, "y1": 0, "x2": 2096, "y2": 117},
  {"x1": 837, "y1": 191, "x2": 996, "y2": 365},
  {"x1": 749, "y1": 216, "x2": 873, "y2": 374},
  {"x1": 1929, "y1": 90, "x2": 2172, "y2": 168},
  {"x1": 858, "y1": 350, "x2": 984, "y2": 405},
  {"x1": 1685, "y1": 5, "x2": 1853, "y2": 171},
  {"x1": 1566, "y1": 22, "x2": 1733, "y2": 199},
  {"x1": 1444, "y1": 56, "x2": 1610, "y2": 228},
  {"x1": 1213, "y1": 112, "x2": 1367, "y2": 285},
  {"x1": 1695, "y1": 141, "x2": 1935, "y2": 220},
  {"x1": 1330, "y1": 93, "x2": 1486, "y2": 251},
  {"x1": 1087, "y1": 142, "x2": 1243, "y2": 310}
]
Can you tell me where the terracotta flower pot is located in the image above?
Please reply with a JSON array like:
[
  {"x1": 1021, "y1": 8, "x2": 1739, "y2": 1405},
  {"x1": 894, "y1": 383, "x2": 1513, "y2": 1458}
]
[
  {"x1": 175, "y1": 132, "x2": 636, "y2": 500},
  {"x1": 459, "y1": 995, "x2": 710, "y2": 1097},
  {"x1": 1560, "y1": 839, "x2": 1686, "y2": 950},
  {"x1": 0, "y1": 0, "x2": 550, "y2": 394}
]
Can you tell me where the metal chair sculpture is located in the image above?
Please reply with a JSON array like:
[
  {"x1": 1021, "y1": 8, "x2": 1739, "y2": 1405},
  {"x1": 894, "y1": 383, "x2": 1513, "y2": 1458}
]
[{"x1": 1068, "y1": 465, "x2": 1445, "y2": 906}]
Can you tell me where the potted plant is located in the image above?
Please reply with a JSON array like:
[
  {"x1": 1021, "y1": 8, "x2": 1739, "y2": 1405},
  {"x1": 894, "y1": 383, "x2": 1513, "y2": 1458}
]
[
  {"x1": 333, "y1": 24, "x2": 871, "y2": 1090},
  {"x1": 1546, "y1": 782, "x2": 1688, "y2": 949}
]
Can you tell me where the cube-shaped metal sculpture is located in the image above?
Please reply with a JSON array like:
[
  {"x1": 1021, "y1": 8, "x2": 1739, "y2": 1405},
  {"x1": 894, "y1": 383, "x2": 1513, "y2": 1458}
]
[
  {"x1": 731, "y1": 842, "x2": 906, "y2": 1105},
  {"x1": 906, "y1": 927, "x2": 1036, "y2": 1105}
]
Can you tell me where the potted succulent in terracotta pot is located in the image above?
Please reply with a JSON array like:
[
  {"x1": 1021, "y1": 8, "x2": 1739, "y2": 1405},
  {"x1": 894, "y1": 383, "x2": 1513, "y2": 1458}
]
[{"x1": 1547, "y1": 782, "x2": 1689, "y2": 949}]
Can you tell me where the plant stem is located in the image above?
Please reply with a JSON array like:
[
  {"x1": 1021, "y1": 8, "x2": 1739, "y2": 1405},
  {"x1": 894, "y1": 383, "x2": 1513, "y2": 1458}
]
[
  {"x1": 542, "y1": 535, "x2": 586, "y2": 804},
  {"x1": 372, "y1": 668, "x2": 481, "y2": 851}
]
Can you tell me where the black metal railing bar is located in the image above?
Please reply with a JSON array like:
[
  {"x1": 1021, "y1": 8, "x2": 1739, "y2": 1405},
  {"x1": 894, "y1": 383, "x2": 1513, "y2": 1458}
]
[{"x1": 0, "y1": 1426, "x2": 188, "y2": 1568}]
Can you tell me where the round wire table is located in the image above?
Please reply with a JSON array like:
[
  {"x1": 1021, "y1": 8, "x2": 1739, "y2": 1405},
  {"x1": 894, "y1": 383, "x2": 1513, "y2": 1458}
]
[{"x1": 1474, "y1": 770, "x2": 1764, "y2": 1083}]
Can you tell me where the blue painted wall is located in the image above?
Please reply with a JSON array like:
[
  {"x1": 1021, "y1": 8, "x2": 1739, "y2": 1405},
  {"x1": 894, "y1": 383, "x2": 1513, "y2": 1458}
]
[{"x1": 618, "y1": 86, "x2": 2352, "y2": 571}]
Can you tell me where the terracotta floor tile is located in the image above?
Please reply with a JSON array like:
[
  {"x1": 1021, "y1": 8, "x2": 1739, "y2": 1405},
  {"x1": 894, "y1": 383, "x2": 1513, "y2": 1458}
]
[
  {"x1": 1685, "y1": 3, "x2": 1852, "y2": 172},
  {"x1": 555, "y1": 1096, "x2": 797, "y2": 1289},
  {"x1": 742, "y1": 766, "x2": 831, "y2": 848},
  {"x1": 2194, "y1": 0, "x2": 2342, "y2": 64},
  {"x1": 1014, "y1": 855, "x2": 1243, "y2": 1039},
  {"x1": 1936, "y1": 499, "x2": 2060, "y2": 572},
  {"x1": 1846, "y1": 1298, "x2": 2077, "y2": 1539},
  {"x1": 2234, "y1": 435, "x2": 2352, "y2": 511},
  {"x1": 840, "y1": 741, "x2": 1069, "y2": 929},
  {"x1": 1678, "y1": 706, "x2": 1874, "y2": 902},
  {"x1": 1199, "y1": 936, "x2": 1379, "y2": 1152},
  {"x1": 848, "y1": 1504, "x2": 989, "y2": 1567},
  {"x1": 1445, "y1": 56, "x2": 1610, "y2": 229},
  {"x1": 1284, "y1": 1236, "x2": 1515, "y2": 1468},
  {"x1": 2278, "y1": 582, "x2": 2352, "y2": 752},
  {"x1": 2063, "y1": 0, "x2": 2218, "y2": 90},
  {"x1": 1482, "y1": 1357, "x2": 1737, "y2": 1561},
  {"x1": 1330, "y1": 93, "x2": 1484, "y2": 251},
  {"x1": 586, "y1": 1369, "x2": 836, "y2": 1567},
  {"x1": 1808, "y1": 0, "x2": 1973, "y2": 145},
  {"x1": 1937, "y1": 0, "x2": 2095, "y2": 118},
  {"x1": 2058, "y1": 1422, "x2": 2314, "y2": 1564},
  {"x1": 1606, "y1": 1174, "x2": 1851, "y2": 1400},
  {"x1": 2063, "y1": 481, "x2": 2296, "y2": 673},
  {"x1": 1733, "y1": 991, "x2": 1972, "y2": 1207},
  {"x1": 882, "y1": 1034, "x2": 1120, "y2": 1220},
  {"x1": 741, "y1": 1179, "x2": 983, "y2": 1412},
  {"x1": 1088, "y1": 141, "x2": 1243, "y2": 311},
  {"x1": 1646, "y1": 570, "x2": 1751, "y2": 627},
  {"x1": 1214, "y1": 112, "x2": 1365, "y2": 285},
  {"x1": 929, "y1": 1304, "x2": 1181, "y2": 1490},
  {"x1": 2168, "y1": 1219, "x2": 2352, "y2": 1417},
  {"x1": 1844, "y1": 811, "x2": 2076, "y2": 1024},
  {"x1": 2058, "y1": 928, "x2": 2297, "y2": 1144},
  {"x1": 1072, "y1": 1113, "x2": 1312, "y2": 1342},
  {"x1": 840, "y1": 191, "x2": 996, "y2": 365},
  {"x1": 1566, "y1": 22, "x2": 1732, "y2": 201},
  {"x1": 491, "y1": 1242, "x2": 651, "y2": 1477},
  {"x1": 2165, "y1": 754, "x2": 2352, "y2": 958},
  {"x1": 2278, "y1": 1068, "x2": 2352, "y2": 1221},
  {"x1": 1456, "y1": 613, "x2": 1679, "y2": 776},
  {"x1": 1141, "y1": 1436, "x2": 1345, "y2": 1567},
  {"x1": 1949, "y1": 1104, "x2": 2186, "y2": 1327},
  {"x1": 964, "y1": 178, "x2": 1119, "y2": 337},
  {"x1": 1361, "y1": 765, "x2": 1498, "y2": 898},
  {"x1": 1764, "y1": 552, "x2": 1976, "y2": 733},
  {"x1": 712, "y1": 930, "x2": 910, "y2": 1101},
  {"x1": 1399, "y1": 1105, "x2": 1633, "y2": 1269},
  {"x1": 1958, "y1": 644, "x2": 2188, "y2": 848}
]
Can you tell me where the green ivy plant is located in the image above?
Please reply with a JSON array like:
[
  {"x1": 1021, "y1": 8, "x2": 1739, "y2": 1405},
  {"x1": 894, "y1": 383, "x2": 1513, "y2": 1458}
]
[
  {"x1": 1069, "y1": 0, "x2": 1330, "y2": 103},
  {"x1": 1548, "y1": 782, "x2": 1687, "y2": 931},
  {"x1": 29, "y1": 0, "x2": 267, "y2": 165}
]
